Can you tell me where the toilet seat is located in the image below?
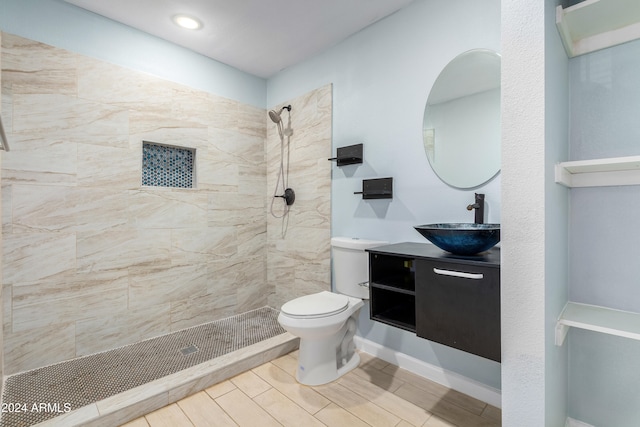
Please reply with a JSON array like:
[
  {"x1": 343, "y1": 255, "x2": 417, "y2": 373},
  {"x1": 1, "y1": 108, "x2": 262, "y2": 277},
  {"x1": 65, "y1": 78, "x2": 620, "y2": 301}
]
[{"x1": 281, "y1": 291, "x2": 349, "y2": 319}]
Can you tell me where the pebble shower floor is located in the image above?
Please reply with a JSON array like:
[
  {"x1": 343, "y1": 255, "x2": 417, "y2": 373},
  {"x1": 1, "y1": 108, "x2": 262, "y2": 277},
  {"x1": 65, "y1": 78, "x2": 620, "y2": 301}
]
[{"x1": 0, "y1": 307, "x2": 286, "y2": 427}]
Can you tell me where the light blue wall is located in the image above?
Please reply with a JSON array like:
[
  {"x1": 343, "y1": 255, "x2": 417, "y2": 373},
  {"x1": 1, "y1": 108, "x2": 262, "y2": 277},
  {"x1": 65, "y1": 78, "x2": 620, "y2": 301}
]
[
  {"x1": 268, "y1": 0, "x2": 502, "y2": 389},
  {"x1": 568, "y1": 38, "x2": 640, "y2": 427},
  {"x1": 0, "y1": 0, "x2": 266, "y2": 108},
  {"x1": 544, "y1": 0, "x2": 569, "y2": 425}
]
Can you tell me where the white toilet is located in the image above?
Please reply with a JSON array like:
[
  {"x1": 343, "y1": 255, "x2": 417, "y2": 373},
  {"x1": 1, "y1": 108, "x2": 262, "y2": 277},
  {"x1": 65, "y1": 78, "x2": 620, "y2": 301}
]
[{"x1": 278, "y1": 237, "x2": 387, "y2": 386}]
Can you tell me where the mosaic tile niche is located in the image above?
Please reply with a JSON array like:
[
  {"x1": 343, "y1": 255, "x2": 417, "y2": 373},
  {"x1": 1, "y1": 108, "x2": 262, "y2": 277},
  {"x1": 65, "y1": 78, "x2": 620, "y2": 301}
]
[{"x1": 142, "y1": 142, "x2": 195, "y2": 188}]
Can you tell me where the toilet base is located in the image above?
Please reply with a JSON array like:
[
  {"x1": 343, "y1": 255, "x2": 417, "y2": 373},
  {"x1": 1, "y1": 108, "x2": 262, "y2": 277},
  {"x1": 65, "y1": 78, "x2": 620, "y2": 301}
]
[{"x1": 296, "y1": 340, "x2": 360, "y2": 386}]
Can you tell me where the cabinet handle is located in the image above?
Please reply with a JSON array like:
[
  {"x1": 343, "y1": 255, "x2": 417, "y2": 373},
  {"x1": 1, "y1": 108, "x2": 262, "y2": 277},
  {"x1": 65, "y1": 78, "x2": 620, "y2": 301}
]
[
  {"x1": 433, "y1": 268, "x2": 483, "y2": 280},
  {"x1": 358, "y1": 280, "x2": 369, "y2": 288}
]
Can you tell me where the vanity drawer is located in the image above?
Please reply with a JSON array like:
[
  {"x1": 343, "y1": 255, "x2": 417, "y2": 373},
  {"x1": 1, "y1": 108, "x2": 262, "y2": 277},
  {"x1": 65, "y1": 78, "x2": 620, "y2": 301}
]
[{"x1": 415, "y1": 259, "x2": 500, "y2": 362}]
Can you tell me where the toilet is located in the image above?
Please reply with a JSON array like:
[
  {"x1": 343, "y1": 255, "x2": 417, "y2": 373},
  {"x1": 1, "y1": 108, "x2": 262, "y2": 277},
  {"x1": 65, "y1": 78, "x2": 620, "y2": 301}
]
[{"x1": 278, "y1": 237, "x2": 387, "y2": 386}]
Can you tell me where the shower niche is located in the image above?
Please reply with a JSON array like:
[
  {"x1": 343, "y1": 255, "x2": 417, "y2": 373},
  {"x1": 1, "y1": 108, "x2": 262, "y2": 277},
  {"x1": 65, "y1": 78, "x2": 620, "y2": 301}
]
[{"x1": 142, "y1": 141, "x2": 195, "y2": 189}]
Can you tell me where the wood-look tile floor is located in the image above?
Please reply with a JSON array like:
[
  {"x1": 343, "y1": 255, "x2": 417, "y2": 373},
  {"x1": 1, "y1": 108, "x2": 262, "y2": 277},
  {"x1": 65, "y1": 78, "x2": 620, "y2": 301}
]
[{"x1": 122, "y1": 351, "x2": 501, "y2": 427}]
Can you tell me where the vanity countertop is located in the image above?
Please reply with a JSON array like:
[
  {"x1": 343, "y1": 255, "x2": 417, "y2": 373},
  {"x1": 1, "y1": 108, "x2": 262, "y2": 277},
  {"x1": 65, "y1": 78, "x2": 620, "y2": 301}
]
[{"x1": 367, "y1": 242, "x2": 500, "y2": 267}]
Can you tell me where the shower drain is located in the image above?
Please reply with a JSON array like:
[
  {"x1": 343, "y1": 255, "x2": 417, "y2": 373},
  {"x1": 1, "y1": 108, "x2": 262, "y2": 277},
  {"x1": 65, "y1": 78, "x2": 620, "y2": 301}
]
[{"x1": 179, "y1": 344, "x2": 199, "y2": 356}]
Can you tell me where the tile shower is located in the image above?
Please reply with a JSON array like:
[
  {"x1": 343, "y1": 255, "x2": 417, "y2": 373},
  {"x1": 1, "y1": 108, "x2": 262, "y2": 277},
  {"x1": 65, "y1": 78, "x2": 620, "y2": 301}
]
[{"x1": 0, "y1": 28, "x2": 331, "y2": 395}]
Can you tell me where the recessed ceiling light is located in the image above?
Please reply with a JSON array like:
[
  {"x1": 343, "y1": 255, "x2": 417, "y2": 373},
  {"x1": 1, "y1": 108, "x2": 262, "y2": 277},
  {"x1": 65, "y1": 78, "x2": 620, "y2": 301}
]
[{"x1": 172, "y1": 14, "x2": 202, "y2": 30}]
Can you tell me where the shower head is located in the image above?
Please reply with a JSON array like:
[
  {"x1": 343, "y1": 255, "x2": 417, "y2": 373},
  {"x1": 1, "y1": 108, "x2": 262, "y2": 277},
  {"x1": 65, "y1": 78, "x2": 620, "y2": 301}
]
[
  {"x1": 268, "y1": 105, "x2": 292, "y2": 124},
  {"x1": 268, "y1": 109, "x2": 281, "y2": 124}
]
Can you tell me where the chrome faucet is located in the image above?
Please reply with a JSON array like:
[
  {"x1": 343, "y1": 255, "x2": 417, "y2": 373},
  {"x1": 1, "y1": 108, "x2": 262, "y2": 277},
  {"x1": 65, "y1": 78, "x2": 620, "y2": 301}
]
[{"x1": 466, "y1": 193, "x2": 485, "y2": 224}]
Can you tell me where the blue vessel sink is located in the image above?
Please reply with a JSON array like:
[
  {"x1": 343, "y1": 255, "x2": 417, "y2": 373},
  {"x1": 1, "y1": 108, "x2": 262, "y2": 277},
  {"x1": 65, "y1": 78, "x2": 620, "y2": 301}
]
[{"x1": 414, "y1": 223, "x2": 500, "y2": 255}]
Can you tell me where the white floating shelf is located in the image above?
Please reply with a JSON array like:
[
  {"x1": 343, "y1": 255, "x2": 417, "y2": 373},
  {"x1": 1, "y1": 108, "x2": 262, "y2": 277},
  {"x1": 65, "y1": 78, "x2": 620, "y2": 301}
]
[
  {"x1": 556, "y1": 0, "x2": 640, "y2": 57},
  {"x1": 555, "y1": 155, "x2": 640, "y2": 187},
  {"x1": 555, "y1": 302, "x2": 640, "y2": 346}
]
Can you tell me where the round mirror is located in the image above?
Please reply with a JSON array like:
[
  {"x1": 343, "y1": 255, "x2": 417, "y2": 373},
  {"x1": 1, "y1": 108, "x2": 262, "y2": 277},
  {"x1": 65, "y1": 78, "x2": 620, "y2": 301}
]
[{"x1": 422, "y1": 49, "x2": 501, "y2": 189}]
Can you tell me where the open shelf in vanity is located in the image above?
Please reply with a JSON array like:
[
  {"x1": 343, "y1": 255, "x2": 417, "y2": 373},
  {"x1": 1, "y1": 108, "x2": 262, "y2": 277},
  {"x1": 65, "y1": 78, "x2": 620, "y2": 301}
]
[
  {"x1": 368, "y1": 242, "x2": 501, "y2": 362},
  {"x1": 369, "y1": 250, "x2": 416, "y2": 332}
]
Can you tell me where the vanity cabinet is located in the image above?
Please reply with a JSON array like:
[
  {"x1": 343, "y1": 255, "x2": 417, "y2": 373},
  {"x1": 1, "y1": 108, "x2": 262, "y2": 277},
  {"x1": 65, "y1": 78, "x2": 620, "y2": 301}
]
[
  {"x1": 415, "y1": 259, "x2": 500, "y2": 362},
  {"x1": 368, "y1": 242, "x2": 500, "y2": 362}
]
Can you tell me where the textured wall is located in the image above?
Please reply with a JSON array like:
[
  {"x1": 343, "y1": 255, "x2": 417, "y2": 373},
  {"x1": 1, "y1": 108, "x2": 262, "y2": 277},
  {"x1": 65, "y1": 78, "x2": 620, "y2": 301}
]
[
  {"x1": 266, "y1": 85, "x2": 332, "y2": 309},
  {"x1": 1, "y1": 33, "x2": 268, "y2": 374},
  {"x1": 501, "y1": 0, "x2": 547, "y2": 425}
]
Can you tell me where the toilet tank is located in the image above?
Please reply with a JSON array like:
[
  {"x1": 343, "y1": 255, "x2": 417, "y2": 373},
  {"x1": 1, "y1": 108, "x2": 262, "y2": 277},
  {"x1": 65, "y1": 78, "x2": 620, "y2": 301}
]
[{"x1": 331, "y1": 237, "x2": 388, "y2": 300}]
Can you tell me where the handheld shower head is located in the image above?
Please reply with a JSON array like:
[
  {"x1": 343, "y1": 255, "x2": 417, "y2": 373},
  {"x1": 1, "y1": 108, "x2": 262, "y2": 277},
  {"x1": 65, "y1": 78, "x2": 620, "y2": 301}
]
[
  {"x1": 268, "y1": 105, "x2": 292, "y2": 124},
  {"x1": 269, "y1": 109, "x2": 281, "y2": 124}
]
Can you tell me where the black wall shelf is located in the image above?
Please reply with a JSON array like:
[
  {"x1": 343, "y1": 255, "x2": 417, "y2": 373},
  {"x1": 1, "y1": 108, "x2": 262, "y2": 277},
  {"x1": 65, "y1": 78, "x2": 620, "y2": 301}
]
[
  {"x1": 354, "y1": 177, "x2": 393, "y2": 199},
  {"x1": 328, "y1": 143, "x2": 363, "y2": 166}
]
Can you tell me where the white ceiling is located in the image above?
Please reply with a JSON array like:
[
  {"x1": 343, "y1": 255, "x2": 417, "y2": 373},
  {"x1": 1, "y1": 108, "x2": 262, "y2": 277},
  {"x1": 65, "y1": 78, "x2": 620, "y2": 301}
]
[{"x1": 64, "y1": 0, "x2": 415, "y2": 79}]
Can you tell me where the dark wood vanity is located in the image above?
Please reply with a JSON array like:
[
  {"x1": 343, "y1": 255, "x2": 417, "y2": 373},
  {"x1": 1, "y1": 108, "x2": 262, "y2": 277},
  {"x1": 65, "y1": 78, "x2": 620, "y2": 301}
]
[{"x1": 368, "y1": 242, "x2": 501, "y2": 362}]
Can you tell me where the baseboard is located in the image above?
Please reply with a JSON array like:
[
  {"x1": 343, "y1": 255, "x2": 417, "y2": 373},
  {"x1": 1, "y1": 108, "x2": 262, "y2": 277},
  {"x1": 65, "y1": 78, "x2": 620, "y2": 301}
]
[
  {"x1": 354, "y1": 336, "x2": 502, "y2": 408},
  {"x1": 566, "y1": 417, "x2": 595, "y2": 427}
]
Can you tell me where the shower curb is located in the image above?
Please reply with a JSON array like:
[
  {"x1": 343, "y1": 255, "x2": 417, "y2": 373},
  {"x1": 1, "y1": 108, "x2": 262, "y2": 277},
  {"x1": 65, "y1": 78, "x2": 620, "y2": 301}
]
[{"x1": 33, "y1": 332, "x2": 299, "y2": 427}]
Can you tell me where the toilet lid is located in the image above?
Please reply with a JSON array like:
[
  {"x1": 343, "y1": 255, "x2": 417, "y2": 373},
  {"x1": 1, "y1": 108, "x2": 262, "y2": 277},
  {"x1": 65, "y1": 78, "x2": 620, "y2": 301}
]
[{"x1": 281, "y1": 291, "x2": 349, "y2": 319}]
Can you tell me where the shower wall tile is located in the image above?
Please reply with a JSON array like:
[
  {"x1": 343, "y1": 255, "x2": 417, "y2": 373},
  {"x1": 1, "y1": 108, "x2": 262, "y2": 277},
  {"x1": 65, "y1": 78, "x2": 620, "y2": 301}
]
[
  {"x1": 11, "y1": 270, "x2": 127, "y2": 307},
  {"x1": 3, "y1": 322, "x2": 76, "y2": 374},
  {"x1": 75, "y1": 303, "x2": 172, "y2": 356},
  {"x1": 76, "y1": 58, "x2": 175, "y2": 118},
  {"x1": 128, "y1": 190, "x2": 208, "y2": 230},
  {"x1": 11, "y1": 185, "x2": 129, "y2": 233},
  {"x1": 12, "y1": 93, "x2": 129, "y2": 148},
  {"x1": 2, "y1": 232, "x2": 76, "y2": 284},
  {"x1": 76, "y1": 229, "x2": 172, "y2": 273},
  {"x1": 11, "y1": 278, "x2": 128, "y2": 332},
  {"x1": 1, "y1": 33, "x2": 328, "y2": 374},
  {"x1": 208, "y1": 192, "x2": 264, "y2": 227},
  {"x1": 207, "y1": 257, "x2": 265, "y2": 295},
  {"x1": 169, "y1": 287, "x2": 237, "y2": 332},
  {"x1": 128, "y1": 264, "x2": 210, "y2": 310},
  {"x1": 1, "y1": 134, "x2": 77, "y2": 185},
  {"x1": 0, "y1": 32, "x2": 77, "y2": 95},
  {"x1": 267, "y1": 85, "x2": 332, "y2": 309},
  {"x1": 171, "y1": 227, "x2": 238, "y2": 262},
  {"x1": 77, "y1": 144, "x2": 140, "y2": 189},
  {"x1": 1, "y1": 32, "x2": 272, "y2": 374}
]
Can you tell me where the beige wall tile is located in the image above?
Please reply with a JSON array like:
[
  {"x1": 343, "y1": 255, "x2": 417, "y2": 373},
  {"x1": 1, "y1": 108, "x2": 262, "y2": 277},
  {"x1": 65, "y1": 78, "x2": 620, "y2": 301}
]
[
  {"x1": 0, "y1": 134, "x2": 78, "y2": 185},
  {"x1": 3, "y1": 232, "x2": 76, "y2": 284},
  {"x1": 1, "y1": 33, "x2": 77, "y2": 96},
  {"x1": 75, "y1": 303, "x2": 171, "y2": 356},
  {"x1": 12, "y1": 275, "x2": 128, "y2": 332},
  {"x1": 1, "y1": 34, "x2": 331, "y2": 374},
  {"x1": 77, "y1": 144, "x2": 140, "y2": 189},
  {"x1": 12, "y1": 185, "x2": 129, "y2": 233},
  {"x1": 128, "y1": 264, "x2": 210, "y2": 310},
  {"x1": 3, "y1": 322, "x2": 75, "y2": 374},
  {"x1": 76, "y1": 229, "x2": 171, "y2": 273},
  {"x1": 12, "y1": 93, "x2": 129, "y2": 147},
  {"x1": 266, "y1": 85, "x2": 332, "y2": 309}
]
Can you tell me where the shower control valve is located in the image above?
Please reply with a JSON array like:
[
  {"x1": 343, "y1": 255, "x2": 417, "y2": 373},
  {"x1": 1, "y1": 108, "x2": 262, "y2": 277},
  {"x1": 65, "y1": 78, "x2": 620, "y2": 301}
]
[{"x1": 274, "y1": 188, "x2": 296, "y2": 206}]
